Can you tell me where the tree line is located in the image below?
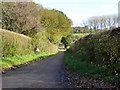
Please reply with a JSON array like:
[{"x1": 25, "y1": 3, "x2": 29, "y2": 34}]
[
  {"x1": 83, "y1": 15, "x2": 118, "y2": 30},
  {"x1": 2, "y1": 2, "x2": 73, "y2": 45}
]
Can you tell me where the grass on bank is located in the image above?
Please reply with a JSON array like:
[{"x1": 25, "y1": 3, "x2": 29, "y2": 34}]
[
  {"x1": 0, "y1": 52, "x2": 58, "y2": 70},
  {"x1": 64, "y1": 52, "x2": 120, "y2": 87}
]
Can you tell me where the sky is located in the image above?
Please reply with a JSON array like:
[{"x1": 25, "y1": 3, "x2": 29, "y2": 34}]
[{"x1": 32, "y1": 0, "x2": 119, "y2": 26}]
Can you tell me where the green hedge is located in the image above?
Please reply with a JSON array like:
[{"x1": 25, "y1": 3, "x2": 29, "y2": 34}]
[
  {"x1": 65, "y1": 51, "x2": 120, "y2": 87},
  {"x1": 32, "y1": 31, "x2": 58, "y2": 54},
  {"x1": 2, "y1": 29, "x2": 33, "y2": 57},
  {"x1": 2, "y1": 29, "x2": 58, "y2": 57},
  {"x1": 69, "y1": 28, "x2": 120, "y2": 75}
]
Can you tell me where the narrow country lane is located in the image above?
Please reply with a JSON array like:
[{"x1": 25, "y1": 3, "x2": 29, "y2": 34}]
[{"x1": 2, "y1": 49, "x2": 67, "y2": 88}]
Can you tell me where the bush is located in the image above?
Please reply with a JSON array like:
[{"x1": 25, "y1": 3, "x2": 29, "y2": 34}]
[
  {"x1": 32, "y1": 31, "x2": 58, "y2": 53},
  {"x1": 2, "y1": 29, "x2": 33, "y2": 57},
  {"x1": 2, "y1": 29, "x2": 58, "y2": 57},
  {"x1": 69, "y1": 28, "x2": 120, "y2": 75}
]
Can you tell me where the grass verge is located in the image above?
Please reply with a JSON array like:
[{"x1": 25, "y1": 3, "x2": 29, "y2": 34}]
[
  {"x1": 0, "y1": 52, "x2": 58, "y2": 70},
  {"x1": 64, "y1": 51, "x2": 120, "y2": 87}
]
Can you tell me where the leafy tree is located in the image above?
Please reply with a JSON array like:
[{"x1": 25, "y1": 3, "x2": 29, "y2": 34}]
[
  {"x1": 61, "y1": 37, "x2": 67, "y2": 48},
  {"x1": 2, "y1": 2, "x2": 16, "y2": 31},
  {"x1": 13, "y1": 2, "x2": 43, "y2": 37},
  {"x1": 61, "y1": 34, "x2": 74, "y2": 48},
  {"x1": 2, "y1": 2, "x2": 43, "y2": 37},
  {"x1": 2, "y1": 2, "x2": 72, "y2": 44},
  {"x1": 40, "y1": 9, "x2": 72, "y2": 43}
]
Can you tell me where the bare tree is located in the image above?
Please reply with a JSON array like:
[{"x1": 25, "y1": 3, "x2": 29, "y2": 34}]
[
  {"x1": 106, "y1": 15, "x2": 113, "y2": 30},
  {"x1": 93, "y1": 16, "x2": 99, "y2": 30},
  {"x1": 83, "y1": 20, "x2": 87, "y2": 27},
  {"x1": 112, "y1": 15, "x2": 118, "y2": 28},
  {"x1": 85, "y1": 14, "x2": 117, "y2": 32},
  {"x1": 103, "y1": 16, "x2": 107, "y2": 29},
  {"x1": 88, "y1": 18, "x2": 93, "y2": 30},
  {"x1": 99, "y1": 16, "x2": 104, "y2": 30}
]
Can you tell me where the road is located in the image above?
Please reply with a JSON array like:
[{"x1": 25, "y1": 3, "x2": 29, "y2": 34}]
[{"x1": 2, "y1": 49, "x2": 67, "y2": 88}]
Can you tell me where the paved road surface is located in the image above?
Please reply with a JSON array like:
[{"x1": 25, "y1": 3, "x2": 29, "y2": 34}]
[{"x1": 2, "y1": 50, "x2": 67, "y2": 88}]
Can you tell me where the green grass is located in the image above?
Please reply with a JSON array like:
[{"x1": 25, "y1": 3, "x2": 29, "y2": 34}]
[
  {"x1": 73, "y1": 33, "x2": 90, "y2": 37},
  {"x1": 0, "y1": 52, "x2": 58, "y2": 70},
  {"x1": 64, "y1": 51, "x2": 120, "y2": 87}
]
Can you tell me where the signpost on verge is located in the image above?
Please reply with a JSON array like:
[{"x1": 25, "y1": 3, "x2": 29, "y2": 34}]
[{"x1": 35, "y1": 48, "x2": 40, "y2": 53}]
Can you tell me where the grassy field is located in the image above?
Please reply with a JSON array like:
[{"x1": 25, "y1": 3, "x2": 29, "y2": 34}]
[
  {"x1": 73, "y1": 33, "x2": 90, "y2": 37},
  {"x1": 73, "y1": 33, "x2": 91, "y2": 39},
  {"x1": 1, "y1": 52, "x2": 58, "y2": 70},
  {"x1": 64, "y1": 52, "x2": 120, "y2": 87}
]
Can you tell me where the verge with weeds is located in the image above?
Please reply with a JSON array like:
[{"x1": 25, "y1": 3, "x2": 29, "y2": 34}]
[
  {"x1": 1, "y1": 52, "x2": 58, "y2": 70},
  {"x1": 64, "y1": 52, "x2": 120, "y2": 87}
]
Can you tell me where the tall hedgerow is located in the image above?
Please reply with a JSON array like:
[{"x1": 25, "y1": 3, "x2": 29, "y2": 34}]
[
  {"x1": 32, "y1": 31, "x2": 58, "y2": 53},
  {"x1": 2, "y1": 29, "x2": 33, "y2": 57},
  {"x1": 2, "y1": 29, "x2": 58, "y2": 57},
  {"x1": 69, "y1": 28, "x2": 120, "y2": 75}
]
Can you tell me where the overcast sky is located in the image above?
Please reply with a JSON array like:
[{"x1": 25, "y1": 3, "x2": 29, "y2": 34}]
[{"x1": 33, "y1": 0, "x2": 119, "y2": 26}]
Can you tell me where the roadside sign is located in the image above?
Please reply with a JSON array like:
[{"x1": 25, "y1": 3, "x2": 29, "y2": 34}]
[{"x1": 35, "y1": 48, "x2": 40, "y2": 52}]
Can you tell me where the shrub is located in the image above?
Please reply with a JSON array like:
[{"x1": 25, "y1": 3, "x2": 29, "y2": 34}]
[
  {"x1": 31, "y1": 31, "x2": 58, "y2": 54},
  {"x1": 2, "y1": 29, "x2": 58, "y2": 57},
  {"x1": 69, "y1": 28, "x2": 120, "y2": 75},
  {"x1": 2, "y1": 29, "x2": 33, "y2": 57}
]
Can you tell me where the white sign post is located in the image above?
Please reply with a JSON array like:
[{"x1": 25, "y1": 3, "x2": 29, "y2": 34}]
[{"x1": 35, "y1": 48, "x2": 40, "y2": 53}]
